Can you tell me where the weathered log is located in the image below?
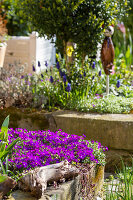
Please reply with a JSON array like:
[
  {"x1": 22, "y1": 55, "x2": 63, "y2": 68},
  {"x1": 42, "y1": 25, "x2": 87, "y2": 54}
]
[
  {"x1": 0, "y1": 176, "x2": 16, "y2": 199},
  {"x1": 18, "y1": 160, "x2": 79, "y2": 198}
]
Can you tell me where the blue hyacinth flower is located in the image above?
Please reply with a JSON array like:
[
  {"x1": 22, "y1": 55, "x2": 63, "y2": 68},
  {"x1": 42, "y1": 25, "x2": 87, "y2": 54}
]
[
  {"x1": 92, "y1": 62, "x2": 95, "y2": 69},
  {"x1": 32, "y1": 65, "x2": 36, "y2": 72},
  {"x1": 92, "y1": 75, "x2": 95, "y2": 80},
  {"x1": 63, "y1": 75, "x2": 67, "y2": 83},
  {"x1": 84, "y1": 71, "x2": 86, "y2": 77},
  {"x1": 66, "y1": 83, "x2": 71, "y2": 92},
  {"x1": 50, "y1": 76, "x2": 54, "y2": 83},
  {"x1": 116, "y1": 80, "x2": 120, "y2": 88},
  {"x1": 45, "y1": 61, "x2": 48, "y2": 67},
  {"x1": 56, "y1": 62, "x2": 60, "y2": 69},
  {"x1": 41, "y1": 74, "x2": 44, "y2": 78},
  {"x1": 98, "y1": 70, "x2": 101, "y2": 76},
  {"x1": 38, "y1": 61, "x2": 41, "y2": 67}
]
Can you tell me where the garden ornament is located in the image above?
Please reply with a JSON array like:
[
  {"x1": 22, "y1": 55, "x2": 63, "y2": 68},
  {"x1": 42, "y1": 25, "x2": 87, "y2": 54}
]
[{"x1": 101, "y1": 25, "x2": 115, "y2": 95}]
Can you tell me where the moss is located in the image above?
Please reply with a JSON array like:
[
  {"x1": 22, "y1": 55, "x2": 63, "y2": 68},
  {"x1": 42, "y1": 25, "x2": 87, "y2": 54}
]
[{"x1": 0, "y1": 107, "x2": 49, "y2": 130}]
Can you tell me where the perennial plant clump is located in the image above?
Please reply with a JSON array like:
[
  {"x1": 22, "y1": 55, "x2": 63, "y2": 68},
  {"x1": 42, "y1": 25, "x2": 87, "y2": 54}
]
[{"x1": 8, "y1": 129, "x2": 107, "y2": 171}]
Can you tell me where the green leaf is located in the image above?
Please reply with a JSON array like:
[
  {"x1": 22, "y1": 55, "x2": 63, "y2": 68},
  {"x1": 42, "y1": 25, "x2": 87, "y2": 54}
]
[
  {"x1": 0, "y1": 159, "x2": 6, "y2": 174},
  {"x1": 0, "y1": 174, "x2": 7, "y2": 183},
  {"x1": 1, "y1": 115, "x2": 9, "y2": 129},
  {"x1": 125, "y1": 46, "x2": 130, "y2": 59},
  {"x1": 0, "y1": 115, "x2": 9, "y2": 142},
  {"x1": 0, "y1": 138, "x2": 19, "y2": 161}
]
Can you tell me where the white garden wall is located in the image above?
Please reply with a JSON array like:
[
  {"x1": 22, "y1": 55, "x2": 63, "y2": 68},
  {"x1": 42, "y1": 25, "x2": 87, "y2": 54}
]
[{"x1": 4, "y1": 32, "x2": 56, "y2": 74}]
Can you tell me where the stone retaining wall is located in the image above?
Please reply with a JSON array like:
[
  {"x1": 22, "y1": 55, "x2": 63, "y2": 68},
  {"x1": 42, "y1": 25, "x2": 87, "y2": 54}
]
[{"x1": 0, "y1": 108, "x2": 133, "y2": 172}]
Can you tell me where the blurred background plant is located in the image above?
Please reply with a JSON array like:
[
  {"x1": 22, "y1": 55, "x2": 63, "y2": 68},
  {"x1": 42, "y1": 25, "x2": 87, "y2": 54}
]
[
  {"x1": 12, "y1": 0, "x2": 129, "y2": 64},
  {"x1": 0, "y1": 63, "x2": 33, "y2": 108},
  {"x1": 30, "y1": 56, "x2": 133, "y2": 113},
  {"x1": 0, "y1": 3, "x2": 8, "y2": 44},
  {"x1": 104, "y1": 158, "x2": 133, "y2": 200},
  {"x1": 0, "y1": 0, "x2": 132, "y2": 114},
  {"x1": 113, "y1": 0, "x2": 133, "y2": 69},
  {"x1": 1, "y1": 0, "x2": 30, "y2": 36}
]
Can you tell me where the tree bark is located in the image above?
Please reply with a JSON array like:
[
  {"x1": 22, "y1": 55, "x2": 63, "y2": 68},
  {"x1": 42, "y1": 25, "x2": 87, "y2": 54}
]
[
  {"x1": 0, "y1": 176, "x2": 16, "y2": 199},
  {"x1": 18, "y1": 160, "x2": 79, "y2": 198}
]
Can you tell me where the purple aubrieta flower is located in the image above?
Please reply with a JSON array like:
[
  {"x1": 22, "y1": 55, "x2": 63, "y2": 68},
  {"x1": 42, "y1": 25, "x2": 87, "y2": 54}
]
[
  {"x1": 116, "y1": 80, "x2": 120, "y2": 88},
  {"x1": 92, "y1": 75, "x2": 95, "y2": 80},
  {"x1": 50, "y1": 76, "x2": 54, "y2": 83},
  {"x1": 38, "y1": 61, "x2": 41, "y2": 67},
  {"x1": 7, "y1": 128, "x2": 108, "y2": 170},
  {"x1": 63, "y1": 75, "x2": 67, "y2": 83},
  {"x1": 66, "y1": 83, "x2": 71, "y2": 92},
  {"x1": 92, "y1": 62, "x2": 95, "y2": 69},
  {"x1": 98, "y1": 70, "x2": 101, "y2": 76},
  {"x1": 79, "y1": 74, "x2": 82, "y2": 78},
  {"x1": 56, "y1": 62, "x2": 60, "y2": 70},
  {"x1": 32, "y1": 65, "x2": 36, "y2": 72}
]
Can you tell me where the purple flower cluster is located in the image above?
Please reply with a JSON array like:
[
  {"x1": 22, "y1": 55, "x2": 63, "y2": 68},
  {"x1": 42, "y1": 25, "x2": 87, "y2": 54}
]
[{"x1": 8, "y1": 129, "x2": 107, "y2": 170}]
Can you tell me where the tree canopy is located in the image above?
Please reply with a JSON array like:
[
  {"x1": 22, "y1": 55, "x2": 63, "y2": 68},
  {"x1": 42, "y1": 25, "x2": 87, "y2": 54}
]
[{"x1": 14, "y1": 0, "x2": 129, "y2": 58}]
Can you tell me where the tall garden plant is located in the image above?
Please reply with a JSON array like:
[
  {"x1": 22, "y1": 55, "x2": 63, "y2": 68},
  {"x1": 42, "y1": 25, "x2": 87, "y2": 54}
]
[{"x1": 14, "y1": 0, "x2": 129, "y2": 64}]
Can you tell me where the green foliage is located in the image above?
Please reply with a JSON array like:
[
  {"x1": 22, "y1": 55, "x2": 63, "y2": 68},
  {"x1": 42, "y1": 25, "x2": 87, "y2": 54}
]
[
  {"x1": 105, "y1": 158, "x2": 133, "y2": 200},
  {"x1": 1, "y1": 0, "x2": 30, "y2": 36},
  {"x1": 15, "y1": 0, "x2": 129, "y2": 57},
  {"x1": 31, "y1": 52, "x2": 132, "y2": 114},
  {"x1": 124, "y1": 0, "x2": 133, "y2": 43},
  {"x1": 70, "y1": 95, "x2": 133, "y2": 114},
  {"x1": 0, "y1": 174, "x2": 7, "y2": 183},
  {"x1": 113, "y1": 25, "x2": 133, "y2": 68},
  {"x1": 0, "y1": 116, "x2": 19, "y2": 175}
]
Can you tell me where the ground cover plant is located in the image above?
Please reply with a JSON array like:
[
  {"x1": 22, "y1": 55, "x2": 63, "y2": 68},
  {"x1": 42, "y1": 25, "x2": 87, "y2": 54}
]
[
  {"x1": 7, "y1": 128, "x2": 107, "y2": 172},
  {"x1": 0, "y1": 116, "x2": 107, "y2": 199}
]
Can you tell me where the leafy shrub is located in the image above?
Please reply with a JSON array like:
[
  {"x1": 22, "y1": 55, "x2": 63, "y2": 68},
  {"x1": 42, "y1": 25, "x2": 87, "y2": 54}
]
[
  {"x1": 14, "y1": 0, "x2": 129, "y2": 59},
  {"x1": 1, "y1": 0, "x2": 29, "y2": 36},
  {"x1": 8, "y1": 129, "x2": 107, "y2": 171}
]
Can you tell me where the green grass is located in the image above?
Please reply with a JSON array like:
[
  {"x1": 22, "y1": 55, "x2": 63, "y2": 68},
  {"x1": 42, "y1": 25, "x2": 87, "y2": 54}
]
[{"x1": 104, "y1": 159, "x2": 133, "y2": 200}]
